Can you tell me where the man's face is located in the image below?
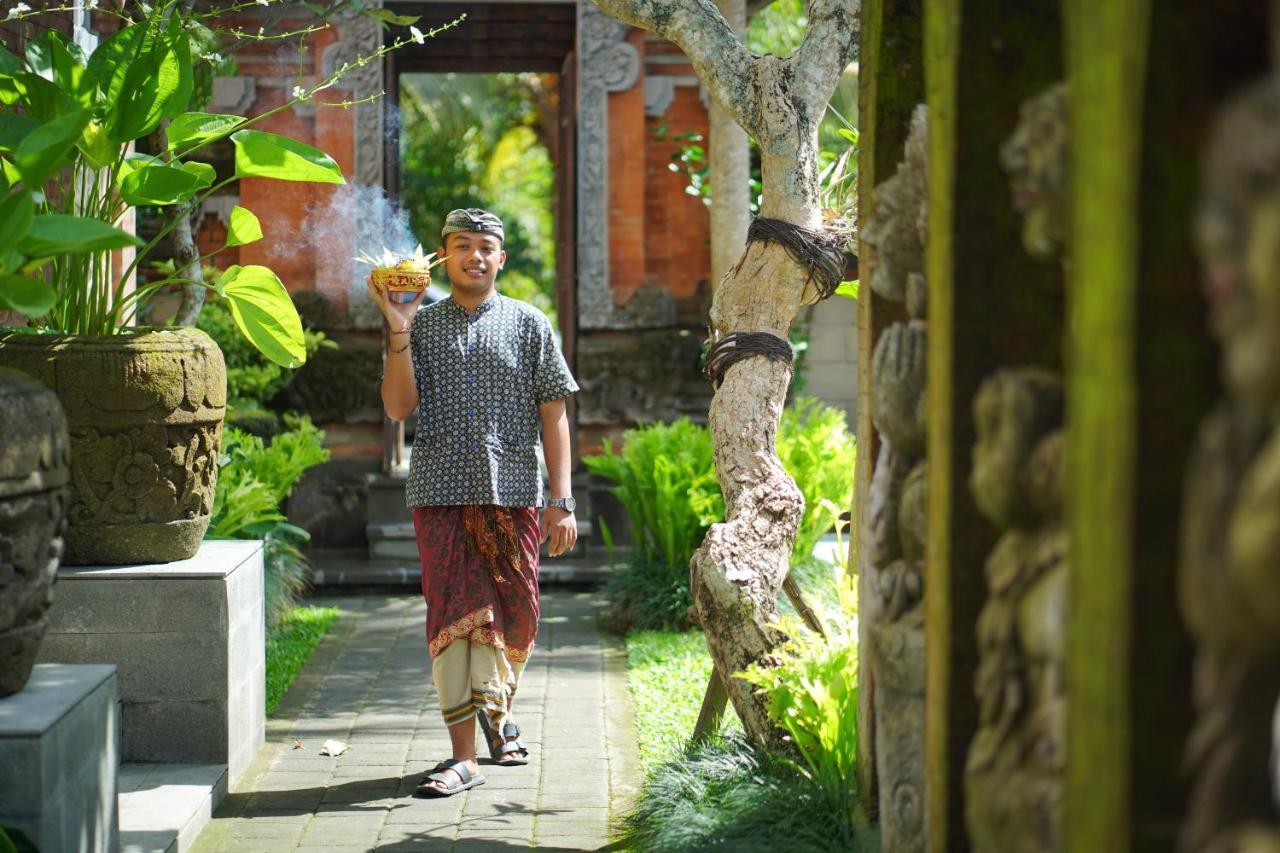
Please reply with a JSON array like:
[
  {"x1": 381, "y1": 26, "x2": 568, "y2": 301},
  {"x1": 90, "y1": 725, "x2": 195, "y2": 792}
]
[{"x1": 440, "y1": 231, "x2": 505, "y2": 295}]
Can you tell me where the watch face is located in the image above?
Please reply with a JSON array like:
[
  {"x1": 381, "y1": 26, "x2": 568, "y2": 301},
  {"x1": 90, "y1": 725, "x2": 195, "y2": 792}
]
[{"x1": 552, "y1": 497, "x2": 576, "y2": 512}]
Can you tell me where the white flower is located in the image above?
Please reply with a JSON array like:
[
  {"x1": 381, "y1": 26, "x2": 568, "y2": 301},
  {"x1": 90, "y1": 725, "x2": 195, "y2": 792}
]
[
  {"x1": 255, "y1": 0, "x2": 269, "y2": 5},
  {"x1": 409, "y1": 25, "x2": 425, "y2": 44},
  {"x1": 291, "y1": 85, "x2": 307, "y2": 100},
  {"x1": 201, "y1": 52, "x2": 222, "y2": 64},
  {"x1": 85, "y1": 0, "x2": 97, "y2": 9},
  {"x1": 139, "y1": 2, "x2": 151, "y2": 13},
  {"x1": 7, "y1": 3, "x2": 32, "y2": 19}
]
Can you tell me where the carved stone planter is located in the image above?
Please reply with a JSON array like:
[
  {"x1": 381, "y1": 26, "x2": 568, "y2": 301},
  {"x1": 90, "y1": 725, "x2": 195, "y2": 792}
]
[
  {"x1": 0, "y1": 328, "x2": 227, "y2": 565},
  {"x1": 0, "y1": 368, "x2": 70, "y2": 696}
]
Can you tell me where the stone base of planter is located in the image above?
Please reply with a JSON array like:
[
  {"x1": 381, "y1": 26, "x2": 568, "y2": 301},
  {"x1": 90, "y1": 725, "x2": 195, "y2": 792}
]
[
  {"x1": 0, "y1": 663, "x2": 120, "y2": 853},
  {"x1": 37, "y1": 540, "x2": 265, "y2": 788},
  {"x1": 64, "y1": 518, "x2": 208, "y2": 567}
]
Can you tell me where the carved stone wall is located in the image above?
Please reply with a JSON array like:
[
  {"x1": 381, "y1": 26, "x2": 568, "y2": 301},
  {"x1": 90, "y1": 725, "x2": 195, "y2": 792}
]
[{"x1": 861, "y1": 104, "x2": 929, "y2": 853}]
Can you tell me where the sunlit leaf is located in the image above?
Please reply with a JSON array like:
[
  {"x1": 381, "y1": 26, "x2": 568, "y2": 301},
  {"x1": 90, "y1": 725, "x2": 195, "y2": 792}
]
[
  {"x1": 119, "y1": 162, "x2": 207, "y2": 205},
  {"x1": 25, "y1": 30, "x2": 87, "y2": 103},
  {"x1": 0, "y1": 114, "x2": 39, "y2": 153},
  {"x1": 833, "y1": 280, "x2": 858, "y2": 299},
  {"x1": 226, "y1": 206, "x2": 262, "y2": 247},
  {"x1": 232, "y1": 130, "x2": 345, "y2": 185},
  {"x1": 166, "y1": 112, "x2": 244, "y2": 151},
  {"x1": 219, "y1": 264, "x2": 307, "y2": 367}
]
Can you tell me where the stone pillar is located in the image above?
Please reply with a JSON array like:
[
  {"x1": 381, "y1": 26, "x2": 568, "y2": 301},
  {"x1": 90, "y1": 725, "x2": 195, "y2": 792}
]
[
  {"x1": 1062, "y1": 3, "x2": 1266, "y2": 850},
  {"x1": 922, "y1": 1, "x2": 1064, "y2": 849}
]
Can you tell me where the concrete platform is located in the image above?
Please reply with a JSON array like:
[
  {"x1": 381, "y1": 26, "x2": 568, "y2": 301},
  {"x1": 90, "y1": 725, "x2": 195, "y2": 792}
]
[
  {"x1": 0, "y1": 663, "x2": 119, "y2": 853},
  {"x1": 38, "y1": 540, "x2": 266, "y2": 788}
]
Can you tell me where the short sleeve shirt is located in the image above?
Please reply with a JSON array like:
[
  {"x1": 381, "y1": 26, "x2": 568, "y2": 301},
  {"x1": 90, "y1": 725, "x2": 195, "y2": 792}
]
[{"x1": 405, "y1": 293, "x2": 578, "y2": 508}]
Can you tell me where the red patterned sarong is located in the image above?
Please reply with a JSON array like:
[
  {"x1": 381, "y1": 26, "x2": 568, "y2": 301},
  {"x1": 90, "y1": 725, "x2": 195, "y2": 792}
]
[{"x1": 413, "y1": 505, "x2": 541, "y2": 663}]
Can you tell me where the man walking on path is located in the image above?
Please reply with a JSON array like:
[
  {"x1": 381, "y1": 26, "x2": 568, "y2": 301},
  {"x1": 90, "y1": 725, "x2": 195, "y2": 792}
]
[{"x1": 367, "y1": 208, "x2": 579, "y2": 798}]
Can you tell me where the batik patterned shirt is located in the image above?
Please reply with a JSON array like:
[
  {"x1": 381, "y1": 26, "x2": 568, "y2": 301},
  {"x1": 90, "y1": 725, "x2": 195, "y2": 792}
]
[{"x1": 405, "y1": 293, "x2": 578, "y2": 508}]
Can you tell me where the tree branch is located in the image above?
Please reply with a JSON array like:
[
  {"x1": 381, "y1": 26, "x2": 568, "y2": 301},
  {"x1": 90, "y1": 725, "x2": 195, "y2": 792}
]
[
  {"x1": 790, "y1": 0, "x2": 860, "y2": 120},
  {"x1": 589, "y1": 0, "x2": 762, "y2": 133}
]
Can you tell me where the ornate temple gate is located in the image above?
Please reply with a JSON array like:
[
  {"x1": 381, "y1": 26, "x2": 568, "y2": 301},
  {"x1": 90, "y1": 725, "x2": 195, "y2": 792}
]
[{"x1": 858, "y1": 0, "x2": 1276, "y2": 850}]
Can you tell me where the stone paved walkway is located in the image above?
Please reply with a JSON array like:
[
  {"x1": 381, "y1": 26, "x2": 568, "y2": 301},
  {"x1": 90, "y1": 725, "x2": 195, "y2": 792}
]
[{"x1": 191, "y1": 590, "x2": 640, "y2": 852}]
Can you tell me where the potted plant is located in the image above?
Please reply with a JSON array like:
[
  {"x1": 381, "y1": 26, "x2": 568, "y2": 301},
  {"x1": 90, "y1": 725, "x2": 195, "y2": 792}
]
[{"x1": 0, "y1": 1, "x2": 457, "y2": 564}]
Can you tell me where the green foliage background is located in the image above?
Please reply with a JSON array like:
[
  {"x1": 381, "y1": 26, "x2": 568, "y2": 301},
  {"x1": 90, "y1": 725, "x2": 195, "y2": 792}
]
[{"x1": 399, "y1": 73, "x2": 557, "y2": 326}]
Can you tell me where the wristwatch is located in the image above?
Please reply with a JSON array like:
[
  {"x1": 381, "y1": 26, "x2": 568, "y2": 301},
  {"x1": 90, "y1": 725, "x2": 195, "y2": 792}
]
[{"x1": 546, "y1": 496, "x2": 576, "y2": 512}]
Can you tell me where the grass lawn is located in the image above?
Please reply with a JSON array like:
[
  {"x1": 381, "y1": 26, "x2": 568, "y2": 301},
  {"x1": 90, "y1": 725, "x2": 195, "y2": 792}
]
[
  {"x1": 624, "y1": 629, "x2": 740, "y2": 772},
  {"x1": 266, "y1": 605, "x2": 341, "y2": 715}
]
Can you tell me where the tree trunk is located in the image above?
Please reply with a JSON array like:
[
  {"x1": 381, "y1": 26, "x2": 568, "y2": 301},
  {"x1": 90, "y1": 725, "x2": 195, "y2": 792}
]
[
  {"x1": 170, "y1": 202, "x2": 206, "y2": 327},
  {"x1": 709, "y1": 0, "x2": 751, "y2": 289},
  {"x1": 588, "y1": 0, "x2": 858, "y2": 750}
]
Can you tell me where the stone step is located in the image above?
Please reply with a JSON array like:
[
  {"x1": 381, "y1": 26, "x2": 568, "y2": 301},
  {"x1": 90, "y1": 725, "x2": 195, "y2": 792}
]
[
  {"x1": 118, "y1": 763, "x2": 226, "y2": 853},
  {"x1": 310, "y1": 555, "x2": 617, "y2": 587}
]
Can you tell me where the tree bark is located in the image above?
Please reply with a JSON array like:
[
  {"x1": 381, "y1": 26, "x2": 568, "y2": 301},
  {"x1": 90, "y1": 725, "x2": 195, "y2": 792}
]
[
  {"x1": 589, "y1": 0, "x2": 859, "y2": 748},
  {"x1": 170, "y1": 202, "x2": 207, "y2": 327},
  {"x1": 709, "y1": 0, "x2": 750, "y2": 289}
]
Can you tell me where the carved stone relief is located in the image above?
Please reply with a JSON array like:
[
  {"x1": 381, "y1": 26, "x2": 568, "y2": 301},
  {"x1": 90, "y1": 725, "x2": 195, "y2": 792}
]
[
  {"x1": 861, "y1": 103, "x2": 929, "y2": 853},
  {"x1": 326, "y1": 0, "x2": 388, "y2": 330},
  {"x1": 964, "y1": 82, "x2": 1070, "y2": 853},
  {"x1": 0, "y1": 370, "x2": 69, "y2": 697},
  {"x1": 1179, "y1": 70, "x2": 1280, "y2": 853},
  {"x1": 578, "y1": 0, "x2": 676, "y2": 330}
]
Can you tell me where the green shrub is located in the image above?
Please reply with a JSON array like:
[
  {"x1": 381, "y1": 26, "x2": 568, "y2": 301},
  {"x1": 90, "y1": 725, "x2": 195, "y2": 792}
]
[
  {"x1": 739, "y1": 578, "x2": 860, "y2": 836},
  {"x1": 617, "y1": 732, "x2": 867, "y2": 852},
  {"x1": 584, "y1": 417, "x2": 722, "y2": 569},
  {"x1": 777, "y1": 397, "x2": 856, "y2": 562},
  {"x1": 210, "y1": 418, "x2": 331, "y2": 625},
  {"x1": 586, "y1": 401, "x2": 855, "y2": 631}
]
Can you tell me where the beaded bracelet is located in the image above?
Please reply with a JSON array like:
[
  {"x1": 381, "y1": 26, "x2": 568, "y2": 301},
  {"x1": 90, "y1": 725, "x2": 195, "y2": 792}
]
[{"x1": 390, "y1": 328, "x2": 411, "y2": 335}]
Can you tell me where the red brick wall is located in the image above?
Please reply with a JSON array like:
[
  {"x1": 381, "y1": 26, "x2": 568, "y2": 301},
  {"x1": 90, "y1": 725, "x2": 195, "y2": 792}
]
[
  {"x1": 608, "y1": 29, "x2": 648, "y2": 305},
  {"x1": 644, "y1": 85, "x2": 711, "y2": 300}
]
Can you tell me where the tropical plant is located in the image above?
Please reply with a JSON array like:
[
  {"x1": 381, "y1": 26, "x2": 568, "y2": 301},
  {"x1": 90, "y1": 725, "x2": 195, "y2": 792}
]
[
  {"x1": 776, "y1": 397, "x2": 856, "y2": 561},
  {"x1": 739, "y1": 577, "x2": 860, "y2": 836},
  {"x1": 208, "y1": 417, "x2": 330, "y2": 624},
  {"x1": 0, "y1": 1, "x2": 460, "y2": 365},
  {"x1": 617, "y1": 732, "x2": 864, "y2": 852}
]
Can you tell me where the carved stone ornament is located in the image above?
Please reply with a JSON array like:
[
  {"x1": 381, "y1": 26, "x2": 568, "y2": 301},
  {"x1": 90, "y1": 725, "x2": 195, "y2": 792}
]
[
  {"x1": 863, "y1": 103, "x2": 929, "y2": 853},
  {"x1": 577, "y1": 0, "x2": 675, "y2": 330},
  {"x1": 964, "y1": 368, "x2": 1066, "y2": 853},
  {"x1": 963, "y1": 82, "x2": 1071, "y2": 853},
  {"x1": 862, "y1": 104, "x2": 928, "y2": 308},
  {"x1": 0, "y1": 369, "x2": 69, "y2": 696},
  {"x1": 325, "y1": 0, "x2": 388, "y2": 330},
  {"x1": 0, "y1": 328, "x2": 227, "y2": 565},
  {"x1": 1179, "y1": 70, "x2": 1280, "y2": 853},
  {"x1": 999, "y1": 83, "x2": 1070, "y2": 262}
]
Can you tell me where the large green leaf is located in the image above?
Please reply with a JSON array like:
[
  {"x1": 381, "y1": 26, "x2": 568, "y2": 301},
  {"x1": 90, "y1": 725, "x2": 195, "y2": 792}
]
[
  {"x1": 119, "y1": 162, "x2": 209, "y2": 205},
  {"x1": 162, "y1": 17, "x2": 193, "y2": 119},
  {"x1": 25, "y1": 30, "x2": 88, "y2": 103},
  {"x1": 219, "y1": 264, "x2": 307, "y2": 368},
  {"x1": 75, "y1": 119, "x2": 116, "y2": 170},
  {"x1": 86, "y1": 23, "x2": 145, "y2": 102},
  {"x1": 0, "y1": 191, "x2": 33, "y2": 256},
  {"x1": 0, "y1": 72, "x2": 74, "y2": 120},
  {"x1": 0, "y1": 45, "x2": 21, "y2": 75},
  {"x1": 15, "y1": 109, "x2": 89, "y2": 190},
  {"x1": 166, "y1": 112, "x2": 244, "y2": 151},
  {"x1": 18, "y1": 214, "x2": 142, "y2": 258},
  {"x1": 226, "y1": 206, "x2": 262, "y2": 247},
  {"x1": 102, "y1": 24, "x2": 182, "y2": 143},
  {"x1": 362, "y1": 8, "x2": 422, "y2": 26},
  {"x1": 180, "y1": 160, "x2": 215, "y2": 186},
  {"x1": 232, "y1": 130, "x2": 345, "y2": 185},
  {"x1": 0, "y1": 114, "x2": 39, "y2": 153},
  {"x1": 0, "y1": 273, "x2": 55, "y2": 318}
]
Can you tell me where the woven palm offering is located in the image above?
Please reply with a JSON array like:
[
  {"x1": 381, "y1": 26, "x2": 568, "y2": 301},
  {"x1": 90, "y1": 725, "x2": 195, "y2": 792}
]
[{"x1": 357, "y1": 245, "x2": 445, "y2": 302}]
